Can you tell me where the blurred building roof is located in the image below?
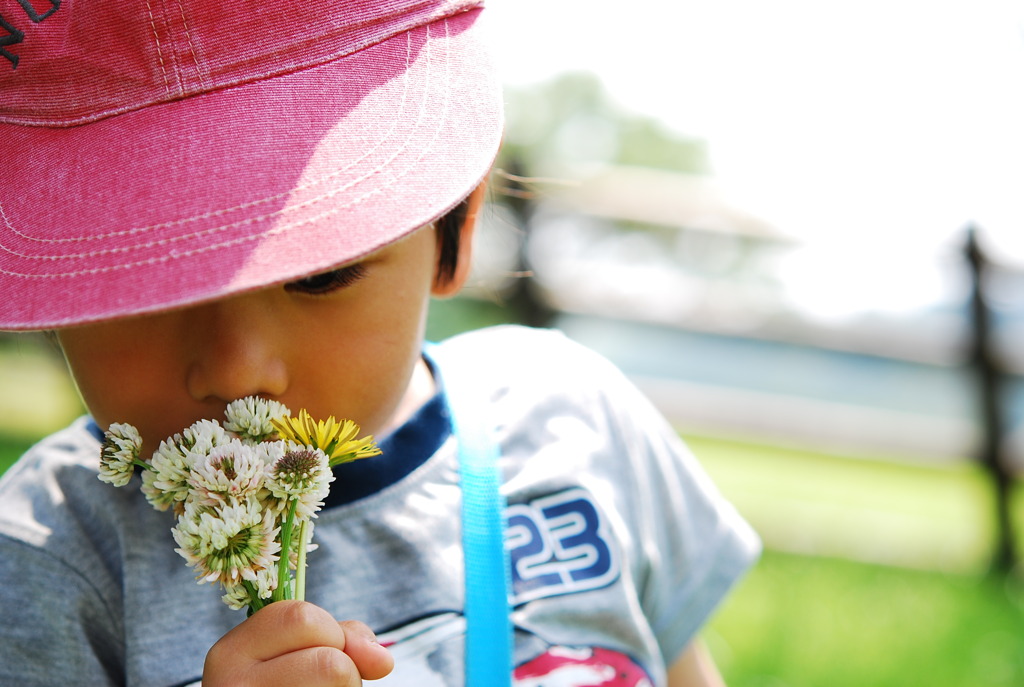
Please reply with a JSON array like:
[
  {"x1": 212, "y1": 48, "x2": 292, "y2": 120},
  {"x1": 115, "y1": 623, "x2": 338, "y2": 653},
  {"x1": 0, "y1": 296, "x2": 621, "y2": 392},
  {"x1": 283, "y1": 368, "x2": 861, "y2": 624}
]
[{"x1": 544, "y1": 165, "x2": 785, "y2": 240}]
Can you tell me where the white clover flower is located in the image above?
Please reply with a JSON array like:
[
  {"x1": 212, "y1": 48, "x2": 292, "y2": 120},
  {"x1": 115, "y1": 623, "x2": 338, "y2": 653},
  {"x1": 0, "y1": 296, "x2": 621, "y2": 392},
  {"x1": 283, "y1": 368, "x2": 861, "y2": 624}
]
[
  {"x1": 220, "y1": 566, "x2": 279, "y2": 609},
  {"x1": 253, "y1": 564, "x2": 279, "y2": 600},
  {"x1": 219, "y1": 566, "x2": 278, "y2": 609},
  {"x1": 249, "y1": 441, "x2": 289, "y2": 511},
  {"x1": 141, "y1": 434, "x2": 195, "y2": 511},
  {"x1": 140, "y1": 470, "x2": 177, "y2": 512},
  {"x1": 224, "y1": 397, "x2": 291, "y2": 443},
  {"x1": 172, "y1": 498, "x2": 281, "y2": 588},
  {"x1": 253, "y1": 440, "x2": 287, "y2": 466},
  {"x1": 189, "y1": 439, "x2": 268, "y2": 505},
  {"x1": 98, "y1": 423, "x2": 143, "y2": 487},
  {"x1": 142, "y1": 421, "x2": 233, "y2": 511},
  {"x1": 181, "y1": 419, "x2": 231, "y2": 453},
  {"x1": 221, "y1": 584, "x2": 252, "y2": 611},
  {"x1": 266, "y1": 447, "x2": 334, "y2": 519}
]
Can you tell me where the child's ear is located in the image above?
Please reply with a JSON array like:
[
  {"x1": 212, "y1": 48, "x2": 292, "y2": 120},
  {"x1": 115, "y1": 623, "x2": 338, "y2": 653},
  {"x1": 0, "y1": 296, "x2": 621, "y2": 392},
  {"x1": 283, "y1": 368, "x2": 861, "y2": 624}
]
[{"x1": 431, "y1": 182, "x2": 486, "y2": 298}]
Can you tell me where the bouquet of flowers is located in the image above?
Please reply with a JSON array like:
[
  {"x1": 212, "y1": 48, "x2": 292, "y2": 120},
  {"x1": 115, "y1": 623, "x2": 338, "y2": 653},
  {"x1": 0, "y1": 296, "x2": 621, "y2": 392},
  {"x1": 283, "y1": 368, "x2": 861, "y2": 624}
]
[{"x1": 97, "y1": 396, "x2": 380, "y2": 614}]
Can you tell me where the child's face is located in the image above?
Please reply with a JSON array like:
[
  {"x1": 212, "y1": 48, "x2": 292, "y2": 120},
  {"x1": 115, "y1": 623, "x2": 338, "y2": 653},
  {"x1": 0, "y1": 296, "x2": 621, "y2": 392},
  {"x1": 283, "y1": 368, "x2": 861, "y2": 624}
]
[{"x1": 56, "y1": 227, "x2": 445, "y2": 448}]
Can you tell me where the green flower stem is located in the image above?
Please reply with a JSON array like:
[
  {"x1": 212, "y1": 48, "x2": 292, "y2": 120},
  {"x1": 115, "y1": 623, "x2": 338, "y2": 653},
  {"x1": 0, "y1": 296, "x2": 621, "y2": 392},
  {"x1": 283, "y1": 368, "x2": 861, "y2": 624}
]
[
  {"x1": 295, "y1": 518, "x2": 310, "y2": 602},
  {"x1": 244, "y1": 580, "x2": 264, "y2": 617},
  {"x1": 275, "y1": 499, "x2": 299, "y2": 602}
]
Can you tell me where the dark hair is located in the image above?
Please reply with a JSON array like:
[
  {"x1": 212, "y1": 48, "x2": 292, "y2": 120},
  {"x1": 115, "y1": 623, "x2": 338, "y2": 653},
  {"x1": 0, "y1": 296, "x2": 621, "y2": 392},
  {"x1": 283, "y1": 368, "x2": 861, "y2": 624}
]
[{"x1": 433, "y1": 195, "x2": 470, "y2": 288}]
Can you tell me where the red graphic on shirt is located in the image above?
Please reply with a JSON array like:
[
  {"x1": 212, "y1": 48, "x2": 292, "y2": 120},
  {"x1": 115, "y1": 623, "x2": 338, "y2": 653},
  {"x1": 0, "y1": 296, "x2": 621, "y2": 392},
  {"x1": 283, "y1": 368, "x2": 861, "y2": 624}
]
[
  {"x1": 377, "y1": 613, "x2": 653, "y2": 686},
  {"x1": 513, "y1": 646, "x2": 653, "y2": 687}
]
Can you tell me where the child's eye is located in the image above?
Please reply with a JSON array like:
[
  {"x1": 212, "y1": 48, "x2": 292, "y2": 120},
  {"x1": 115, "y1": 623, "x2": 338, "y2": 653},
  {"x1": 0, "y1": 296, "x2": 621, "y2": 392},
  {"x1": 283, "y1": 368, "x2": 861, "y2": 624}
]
[{"x1": 284, "y1": 264, "x2": 368, "y2": 296}]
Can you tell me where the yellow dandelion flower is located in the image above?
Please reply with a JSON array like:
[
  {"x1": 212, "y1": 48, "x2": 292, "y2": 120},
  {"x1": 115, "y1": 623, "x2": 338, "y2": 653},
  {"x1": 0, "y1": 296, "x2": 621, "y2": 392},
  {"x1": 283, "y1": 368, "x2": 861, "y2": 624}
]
[{"x1": 271, "y1": 410, "x2": 382, "y2": 467}]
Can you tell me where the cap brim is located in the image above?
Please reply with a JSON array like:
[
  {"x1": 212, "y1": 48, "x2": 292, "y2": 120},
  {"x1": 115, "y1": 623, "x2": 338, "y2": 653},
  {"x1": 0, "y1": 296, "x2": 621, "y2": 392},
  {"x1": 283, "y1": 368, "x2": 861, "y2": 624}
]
[{"x1": 0, "y1": 7, "x2": 501, "y2": 330}]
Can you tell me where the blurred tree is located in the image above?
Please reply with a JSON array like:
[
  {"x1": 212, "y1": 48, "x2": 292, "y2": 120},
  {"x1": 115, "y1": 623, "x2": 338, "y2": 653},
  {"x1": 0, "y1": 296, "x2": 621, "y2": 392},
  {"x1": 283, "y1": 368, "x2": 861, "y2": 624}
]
[
  {"x1": 487, "y1": 72, "x2": 717, "y2": 329},
  {"x1": 498, "y1": 71, "x2": 710, "y2": 176},
  {"x1": 484, "y1": 71, "x2": 788, "y2": 332}
]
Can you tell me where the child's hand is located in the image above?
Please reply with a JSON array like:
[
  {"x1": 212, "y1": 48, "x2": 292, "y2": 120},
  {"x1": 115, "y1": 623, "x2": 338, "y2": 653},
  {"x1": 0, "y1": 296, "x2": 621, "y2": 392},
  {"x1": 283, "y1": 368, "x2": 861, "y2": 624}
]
[{"x1": 203, "y1": 600, "x2": 394, "y2": 686}]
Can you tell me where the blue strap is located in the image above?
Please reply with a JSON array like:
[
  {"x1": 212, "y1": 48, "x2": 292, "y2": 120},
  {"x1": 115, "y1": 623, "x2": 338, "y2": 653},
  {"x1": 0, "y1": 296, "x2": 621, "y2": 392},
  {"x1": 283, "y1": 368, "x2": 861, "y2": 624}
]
[{"x1": 444, "y1": 372, "x2": 513, "y2": 686}]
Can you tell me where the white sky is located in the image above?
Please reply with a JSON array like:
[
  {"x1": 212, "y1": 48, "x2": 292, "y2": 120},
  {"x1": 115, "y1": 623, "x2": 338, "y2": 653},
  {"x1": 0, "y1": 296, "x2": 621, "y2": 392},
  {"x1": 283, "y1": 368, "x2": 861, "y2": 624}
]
[
  {"x1": 485, "y1": 0, "x2": 1024, "y2": 257},
  {"x1": 483, "y1": 0, "x2": 1024, "y2": 318}
]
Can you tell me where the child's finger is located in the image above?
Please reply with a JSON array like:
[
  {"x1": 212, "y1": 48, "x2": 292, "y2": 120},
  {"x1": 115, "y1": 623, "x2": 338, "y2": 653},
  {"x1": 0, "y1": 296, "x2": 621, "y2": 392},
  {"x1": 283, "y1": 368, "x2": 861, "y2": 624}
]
[
  {"x1": 338, "y1": 620, "x2": 394, "y2": 680},
  {"x1": 204, "y1": 601, "x2": 348, "y2": 685},
  {"x1": 239, "y1": 646, "x2": 363, "y2": 687},
  {"x1": 239, "y1": 601, "x2": 349, "y2": 660}
]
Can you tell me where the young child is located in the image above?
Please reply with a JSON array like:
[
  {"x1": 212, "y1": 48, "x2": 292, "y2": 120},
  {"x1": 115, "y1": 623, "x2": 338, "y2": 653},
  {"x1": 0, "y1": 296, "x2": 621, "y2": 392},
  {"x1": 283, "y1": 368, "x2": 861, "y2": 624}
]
[{"x1": 0, "y1": 1, "x2": 760, "y2": 685}]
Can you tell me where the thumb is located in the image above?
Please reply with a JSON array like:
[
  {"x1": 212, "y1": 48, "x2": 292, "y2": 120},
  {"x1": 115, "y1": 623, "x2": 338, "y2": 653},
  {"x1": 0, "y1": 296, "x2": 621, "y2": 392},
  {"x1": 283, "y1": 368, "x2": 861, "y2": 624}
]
[{"x1": 339, "y1": 620, "x2": 394, "y2": 680}]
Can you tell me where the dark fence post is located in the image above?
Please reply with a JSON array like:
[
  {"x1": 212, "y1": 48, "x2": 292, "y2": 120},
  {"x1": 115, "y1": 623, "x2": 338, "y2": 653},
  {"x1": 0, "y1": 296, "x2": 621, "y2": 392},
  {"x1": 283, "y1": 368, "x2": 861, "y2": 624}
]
[
  {"x1": 497, "y1": 157, "x2": 556, "y2": 329},
  {"x1": 964, "y1": 225, "x2": 1016, "y2": 573}
]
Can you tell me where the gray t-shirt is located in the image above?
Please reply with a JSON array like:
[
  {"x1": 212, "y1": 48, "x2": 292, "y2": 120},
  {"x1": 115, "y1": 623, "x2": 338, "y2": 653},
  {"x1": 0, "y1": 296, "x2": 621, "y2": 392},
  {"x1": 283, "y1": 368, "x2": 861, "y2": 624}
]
[{"x1": 0, "y1": 326, "x2": 760, "y2": 686}]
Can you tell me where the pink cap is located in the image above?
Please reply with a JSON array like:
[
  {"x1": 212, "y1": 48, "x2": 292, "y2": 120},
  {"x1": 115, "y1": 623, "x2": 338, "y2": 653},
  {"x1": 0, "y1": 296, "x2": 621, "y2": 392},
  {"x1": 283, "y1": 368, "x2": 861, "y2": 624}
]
[{"x1": 0, "y1": 0, "x2": 502, "y2": 330}]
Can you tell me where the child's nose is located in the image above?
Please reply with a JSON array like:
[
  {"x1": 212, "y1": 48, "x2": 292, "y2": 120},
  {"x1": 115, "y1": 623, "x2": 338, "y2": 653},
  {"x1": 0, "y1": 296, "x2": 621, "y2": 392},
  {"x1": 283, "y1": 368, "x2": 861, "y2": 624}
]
[{"x1": 184, "y1": 294, "x2": 289, "y2": 403}]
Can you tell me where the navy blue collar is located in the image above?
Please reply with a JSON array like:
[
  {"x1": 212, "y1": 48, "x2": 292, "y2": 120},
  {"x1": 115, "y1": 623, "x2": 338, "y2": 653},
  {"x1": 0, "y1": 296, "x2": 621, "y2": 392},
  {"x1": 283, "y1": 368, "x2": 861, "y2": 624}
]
[
  {"x1": 324, "y1": 349, "x2": 450, "y2": 507},
  {"x1": 86, "y1": 419, "x2": 104, "y2": 442},
  {"x1": 322, "y1": 387, "x2": 449, "y2": 508}
]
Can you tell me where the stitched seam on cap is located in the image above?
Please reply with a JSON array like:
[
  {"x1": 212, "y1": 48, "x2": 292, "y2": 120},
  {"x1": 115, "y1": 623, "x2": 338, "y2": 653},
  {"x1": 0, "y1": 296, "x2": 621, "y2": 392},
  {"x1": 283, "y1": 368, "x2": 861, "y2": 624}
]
[
  {"x1": 0, "y1": 18, "x2": 454, "y2": 278},
  {"x1": 0, "y1": 0, "x2": 481, "y2": 127},
  {"x1": 175, "y1": 0, "x2": 207, "y2": 90},
  {"x1": 3, "y1": 30, "x2": 420, "y2": 246},
  {"x1": 158, "y1": 0, "x2": 186, "y2": 97},
  {"x1": 144, "y1": 0, "x2": 173, "y2": 96}
]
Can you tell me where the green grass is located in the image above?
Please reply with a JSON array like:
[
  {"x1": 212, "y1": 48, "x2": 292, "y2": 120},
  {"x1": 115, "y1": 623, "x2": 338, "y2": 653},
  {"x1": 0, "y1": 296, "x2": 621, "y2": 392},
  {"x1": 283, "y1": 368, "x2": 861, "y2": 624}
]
[
  {"x1": 0, "y1": 335, "x2": 83, "y2": 443},
  {"x1": 708, "y1": 550, "x2": 1024, "y2": 687},
  {"x1": 0, "y1": 434, "x2": 36, "y2": 475},
  {"x1": 0, "y1": 336, "x2": 81, "y2": 474},
  {"x1": 685, "y1": 433, "x2": 1001, "y2": 573},
  {"x1": 686, "y1": 434, "x2": 1024, "y2": 686}
]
